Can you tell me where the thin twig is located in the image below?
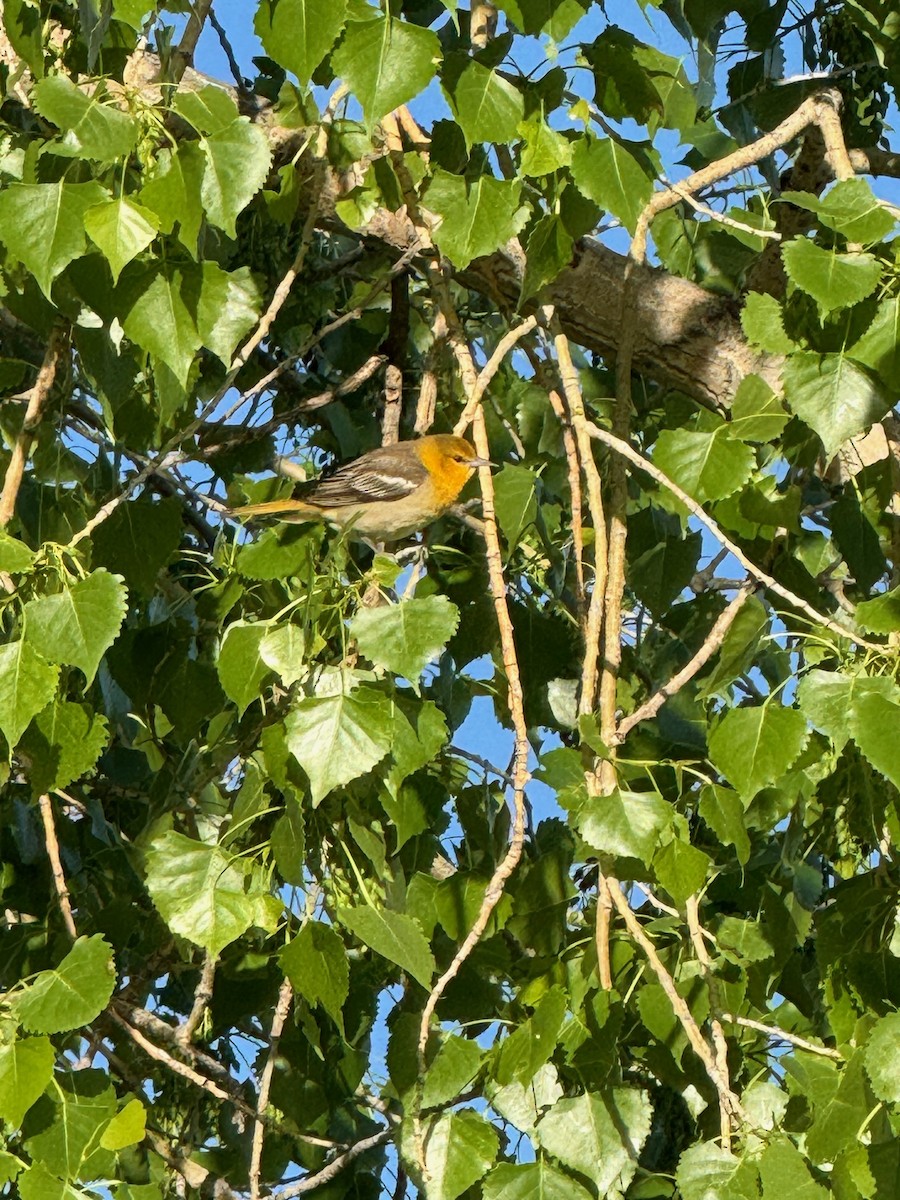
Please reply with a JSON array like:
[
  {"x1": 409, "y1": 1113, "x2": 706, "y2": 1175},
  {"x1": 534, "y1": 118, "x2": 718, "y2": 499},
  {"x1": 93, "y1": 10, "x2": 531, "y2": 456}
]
[
  {"x1": 545, "y1": 384, "x2": 586, "y2": 607},
  {"x1": 0, "y1": 324, "x2": 68, "y2": 527},
  {"x1": 670, "y1": 184, "x2": 781, "y2": 239},
  {"x1": 174, "y1": 0, "x2": 213, "y2": 73},
  {"x1": 614, "y1": 583, "x2": 755, "y2": 743},
  {"x1": 250, "y1": 977, "x2": 294, "y2": 1200},
  {"x1": 583, "y1": 421, "x2": 887, "y2": 652},
  {"x1": 38, "y1": 794, "x2": 77, "y2": 939},
  {"x1": 207, "y1": 3, "x2": 246, "y2": 89},
  {"x1": 176, "y1": 951, "x2": 217, "y2": 1047},
  {"x1": 686, "y1": 894, "x2": 733, "y2": 1149},
  {"x1": 453, "y1": 314, "x2": 541, "y2": 437},
  {"x1": 607, "y1": 877, "x2": 744, "y2": 1128},
  {"x1": 595, "y1": 876, "x2": 613, "y2": 990},
  {"x1": 273, "y1": 1126, "x2": 395, "y2": 1198},
  {"x1": 723, "y1": 1013, "x2": 843, "y2": 1060}
]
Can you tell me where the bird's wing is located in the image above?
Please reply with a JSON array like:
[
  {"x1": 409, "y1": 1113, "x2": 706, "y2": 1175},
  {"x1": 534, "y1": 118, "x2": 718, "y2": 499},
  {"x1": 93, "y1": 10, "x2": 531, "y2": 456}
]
[{"x1": 306, "y1": 445, "x2": 428, "y2": 507}]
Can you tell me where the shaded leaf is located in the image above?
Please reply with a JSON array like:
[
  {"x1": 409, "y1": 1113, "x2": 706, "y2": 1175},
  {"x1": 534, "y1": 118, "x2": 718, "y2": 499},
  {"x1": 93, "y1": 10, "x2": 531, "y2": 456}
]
[
  {"x1": 24, "y1": 570, "x2": 127, "y2": 686},
  {"x1": 14, "y1": 936, "x2": 115, "y2": 1034}
]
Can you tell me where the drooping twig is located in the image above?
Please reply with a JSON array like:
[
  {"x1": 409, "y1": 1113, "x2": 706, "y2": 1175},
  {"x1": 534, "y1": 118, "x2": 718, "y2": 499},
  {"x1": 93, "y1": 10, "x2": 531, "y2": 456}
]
[
  {"x1": 250, "y1": 977, "x2": 294, "y2": 1200},
  {"x1": 273, "y1": 1125, "x2": 396, "y2": 1198},
  {"x1": 613, "y1": 582, "x2": 755, "y2": 743},
  {"x1": 38, "y1": 794, "x2": 77, "y2": 939},
  {"x1": 207, "y1": 3, "x2": 246, "y2": 89},
  {"x1": 584, "y1": 421, "x2": 887, "y2": 652},
  {"x1": 606, "y1": 877, "x2": 744, "y2": 1131},
  {"x1": 0, "y1": 324, "x2": 68, "y2": 527},
  {"x1": 453, "y1": 314, "x2": 541, "y2": 437}
]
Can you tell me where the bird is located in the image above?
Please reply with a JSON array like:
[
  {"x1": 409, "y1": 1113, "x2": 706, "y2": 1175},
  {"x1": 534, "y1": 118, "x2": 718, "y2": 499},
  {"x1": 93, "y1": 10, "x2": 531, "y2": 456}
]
[{"x1": 228, "y1": 434, "x2": 490, "y2": 542}]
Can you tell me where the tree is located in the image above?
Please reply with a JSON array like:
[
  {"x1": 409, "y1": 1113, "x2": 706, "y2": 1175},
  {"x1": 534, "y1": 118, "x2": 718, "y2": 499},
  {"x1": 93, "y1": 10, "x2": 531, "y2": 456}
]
[{"x1": 1, "y1": 0, "x2": 899, "y2": 1196}]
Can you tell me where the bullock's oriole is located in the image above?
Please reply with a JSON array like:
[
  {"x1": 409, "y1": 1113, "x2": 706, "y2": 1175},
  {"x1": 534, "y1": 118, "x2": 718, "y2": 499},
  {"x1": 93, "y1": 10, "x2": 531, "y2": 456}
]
[{"x1": 229, "y1": 434, "x2": 489, "y2": 541}]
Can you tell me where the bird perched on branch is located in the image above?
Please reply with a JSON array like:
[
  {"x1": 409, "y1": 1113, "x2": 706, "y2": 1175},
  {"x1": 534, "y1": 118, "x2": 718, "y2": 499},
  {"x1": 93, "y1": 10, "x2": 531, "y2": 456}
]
[{"x1": 229, "y1": 434, "x2": 489, "y2": 542}]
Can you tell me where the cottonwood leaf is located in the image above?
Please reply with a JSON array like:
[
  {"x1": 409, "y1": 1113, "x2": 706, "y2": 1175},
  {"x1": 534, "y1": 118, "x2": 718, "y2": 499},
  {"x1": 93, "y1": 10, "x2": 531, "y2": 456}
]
[
  {"x1": 536, "y1": 1088, "x2": 652, "y2": 1195},
  {"x1": 285, "y1": 685, "x2": 393, "y2": 803},
  {"x1": 340, "y1": 905, "x2": 434, "y2": 988},
  {"x1": 422, "y1": 1037, "x2": 483, "y2": 1109},
  {"x1": 83, "y1": 197, "x2": 158, "y2": 283},
  {"x1": 91, "y1": 494, "x2": 182, "y2": 596},
  {"x1": 495, "y1": 987, "x2": 567, "y2": 1087},
  {"x1": 426, "y1": 170, "x2": 527, "y2": 269},
  {"x1": 654, "y1": 428, "x2": 754, "y2": 504},
  {"x1": 255, "y1": 0, "x2": 347, "y2": 83},
  {"x1": 782, "y1": 239, "x2": 881, "y2": 313},
  {"x1": 19, "y1": 699, "x2": 108, "y2": 795},
  {"x1": 653, "y1": 836, "x2": 711, "y2": 904},
  {"x1": 196, "y1": 263, "x2": 261, "y2": 365},
  {"x1": 577, "y1": 788, "x2": 671, "y2": 863},
  {"x1": 403, "y1": 1110, "x2": 498, "y2": 1200},
  {"x1": 757, "y1": 1138, "x2": 828, "y2": 1199},
  {"x1": 118, "y1": 262, "x2": 203, "y2": 385},
  {"x1": 483, "y1": 1160, "x2": 594, "y2": 1200},
  {"x1": 350, "y1": 595, "x2": 459, "y2": 685},
  {"x1": 0, "y1": 641, "x2": 58, "y2": 751},
  {"x1": 332, "y1": 17, "x2": 440, "y2": 131},
  {"x1": 676, "y1": 1142, "x2": 760, "y2": 1200},
  {"x1": 100, "y1": 1098, "x2": 146, "y2": 1151},
  {"x1": 727, "y1": 375, "x2": 789, "y2": 443},
  {"x1": 798, "y1": 670, "x2": 900, "y2": 787},
  {"x1": 24, "y1": 570, "x2": 127, "y2": 686},
  {"x1": 784, "y1": 179, "x2": 896, "y2": 244},
  {"x1": 217, "y1": 621, "x2": 272, "y2": 716},
  {"x1": 518, "y1": 118, "x2": 572, "y2": 176},
  {"x1": 33, "y1": 75, "x2": 137, "y2": 160},
  {"x1": 442, "y1": 55, "x2": 524, "y2": 146},
  {"x1": 864, "y1": 1013, "x2": 900, "y2": 1104},
  {"x1": 570, "y1": 135, "x2": 654, "y2": 232},
  {"x1": 200, "y1": 119, "x2": 271, "y2": 237},
  {"x1": 0, "y1": 180, "x2": 107, "y2": 299},
  {"x1": 854, "y1": 589, "x2": 900, "y2": 633},
  {"x1": 0, "y1": 531, "x2": 36, "y2": 574},
  {"x1": 144, "y1": 831, "x2": 256, "y2": 957},
  {"x1": 280, "y1": 922, "x2": 349, "y2": 1026},
  {"x1": 708, "y1": 705, "x2": 808, "y2": 799},
  {"x1": 0, "y1": 1036, "x2": 54, "y2": 1128},
  {"x1": 848, "y1": 295, "x2": 900, "y2": 384},
  {"x1": 13, "y1": 936, "x2": 115, "y2": 1034},
  {"x1": 741, "y1": 292, "x2": 796, "y2": 355},
  {"x1": 783, "y1": 351, "x2": 890, "y2": 459}
]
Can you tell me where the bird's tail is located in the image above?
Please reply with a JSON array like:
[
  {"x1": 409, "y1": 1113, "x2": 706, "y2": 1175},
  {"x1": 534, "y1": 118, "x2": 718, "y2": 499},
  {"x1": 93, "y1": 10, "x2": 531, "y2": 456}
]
[{"x1": 228, "y1": 498, "x2": 320, "y2": 522}]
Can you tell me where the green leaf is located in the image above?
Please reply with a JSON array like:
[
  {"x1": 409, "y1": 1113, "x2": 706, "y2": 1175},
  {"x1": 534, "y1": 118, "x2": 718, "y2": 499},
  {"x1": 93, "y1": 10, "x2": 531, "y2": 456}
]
[
  {"x1": 197, "y1": 263, "x2": 261, "y2": 365},
  {"x1": 699, "y1": 785, "x2": 750, "y2": 865},
  {"x1": 442, "y1": 56, "x2": 524, "y2": 147},
  {"x1": 518, "y1": 118, "x2": 572, "y2": 176},
  {"x1": 570, "y1": 136, "x2": 654, "y2": 233},
  {"x1": 708, "y1": 705, "x2": 808, "y2": 799},
  {"x1": 21, "y1": 1070, "x2": 116, "y2": 1180},
  {"x1": 864, "y1": 1012, "x2": 900, "y2": 1104},
  {"x1": 493, "y1": 463, "x2": 539, "y2": 549},
  {"x1": 848, "y1": 295, "x2": 900, "y2": 384},
  {"x1": 782, "y1": 239, "x2": 881, "y2": 313},
  {"x1": 24, "y1": 570, "x2": 127, "y2": 686},
  {"x1": 495, "y1": 0, "x2": 587, "y2": 39},
  {"x1": 237, "y1": 524, "x2": 322, "y2": 581},
  {"x1": 536, "y1": 1088, "x2": 652, "y2": 1195},
  {"x1": 676, "y1": 1142, "x2": 760, "y2": 1200},
  {"x1": 0, "y1": 1035, "x2": 54, "y2": 1128},
  {"x1": 855, "y1": 588, "x2": 900, "y2": 633},
  {"x1": 19, "y1": 700, "x2": 108, "y2": 795},
  {"x1": 741, "y1": 292, "x2": 796, "y2": 355},
  {"x1": 807, "y1": 1050, "x2": 872, "y2": 1163},
  {"x1": 259, "y1": 624, "x2": 309, "y2": 688},
  {"x1": 200, "y1": 119, "x2": 271, "y2": 237},
  {"x1": 340, "y1": 905, "x2": 434, "y2": 988},
  {"x1": 0, "y1": 531, "x2": 36, "y2": 573},
  {"x1": 782, "y1": 351, "x2": 890, "y2": 459},
  {"x1": 577, "y1": 789, "x2": 672, "y2": 863},
  {"x1": 171, "y1": 85, "x2": 239, "y2": 135},
  {"x1": 285, "y1": 685, "x2": 394, "y2": 803},
  {"x1": 272, "y1": 794, "x2": 305, "y2": 886},
  {"x1": 404, "y1": 1110, "x2": 498, "y2": 1200},
  {"x1": 0, "y1": 640, "x2": 58, "y2": 751},
  {"x1": 798, "y1": 670, "x2": 900, "y2": 788},
  {"x1": 426, "y1": 170, "x2": 527, "y2": 269},
  {"x1": 83, "y1": 198, "x2": 158, "y2": 283},
  {"x1": 653, "y1": 836, "x2": 711, "y2": 904},
  {"x1": 118, "y1": 263, "x2": 203, "y2": 385},
  {"x1": 483, "y1": 1161, "x2": 594, "y2": 1200},
  {"x1": 18, "y1": 1162, "x2": 93, "y2": 1200},
  {"x1": 33, "y1": 75, "x2": 137, "y2": 160},
  {"x1": 350, "y1": 595, "x2": 459, "y2": 685},
  {"x1": 520, "y1": 214, "x2": 574, "y2": 304},
  {"x1": 281, "y1": 922, "x2": 349, "y2": 1025},
  {"x1": 495, "y1": 987, "x2": 567, "y2": 1087},
  {"x1": 654, "y1": 428, "x2": 755, "y2": 504},
  {"x1": 629, "y1": 528, "x2": 702, "y2": 617},
  {"x1": 144, "y1": 831, "x2": 256, "y2": 957},
  {"x1": 255, "y1": 0, "x2": 348, "y2": 84},
  {"x1": 785, "y1": 179, "x2": 896, "y2": 244},
  {"x1": 422, "y1": 1036, "x2": 483, "y2": 1108},
  {"x1": 757, "y1": 1138, "x2": 828, "y2": 1200},
  {"x1": 100, "y1": 1098, "x2": 147, "y2": 1151},
  {"x1": 727, "y1": 375, "x2": 789, "y2": 443},
  {"x1": 332, "y1": 17, "x2": 440, "y2": 131},
  {"x1": 14, "y1": 936, "x2": 115, "y2": 1034},
  {"x1": 138, "y1": 143, "x2": 205, "y2": 248},
  {"x1": 0, "y1": 180, "x2": 107, "y2": 298},
  {"x1": 217, "y1": 621, "x2": 273, "y2": 716},
  {"x1": 91, "y1": 495, "x2": 182, "y2": 596}
]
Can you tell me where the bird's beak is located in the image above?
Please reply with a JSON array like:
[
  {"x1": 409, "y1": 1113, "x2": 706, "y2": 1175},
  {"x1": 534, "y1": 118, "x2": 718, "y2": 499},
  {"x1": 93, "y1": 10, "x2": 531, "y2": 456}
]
[{"x1": 470, "y1": 456, "x2": 493, "y2": 468}]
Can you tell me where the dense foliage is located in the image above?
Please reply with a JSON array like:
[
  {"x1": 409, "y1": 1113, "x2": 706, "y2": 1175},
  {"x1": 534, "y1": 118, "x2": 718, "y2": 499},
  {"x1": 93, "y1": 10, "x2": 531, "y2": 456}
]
[{"x1": 1, "y1": 1, "x2": 900, "y2": 1197}]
